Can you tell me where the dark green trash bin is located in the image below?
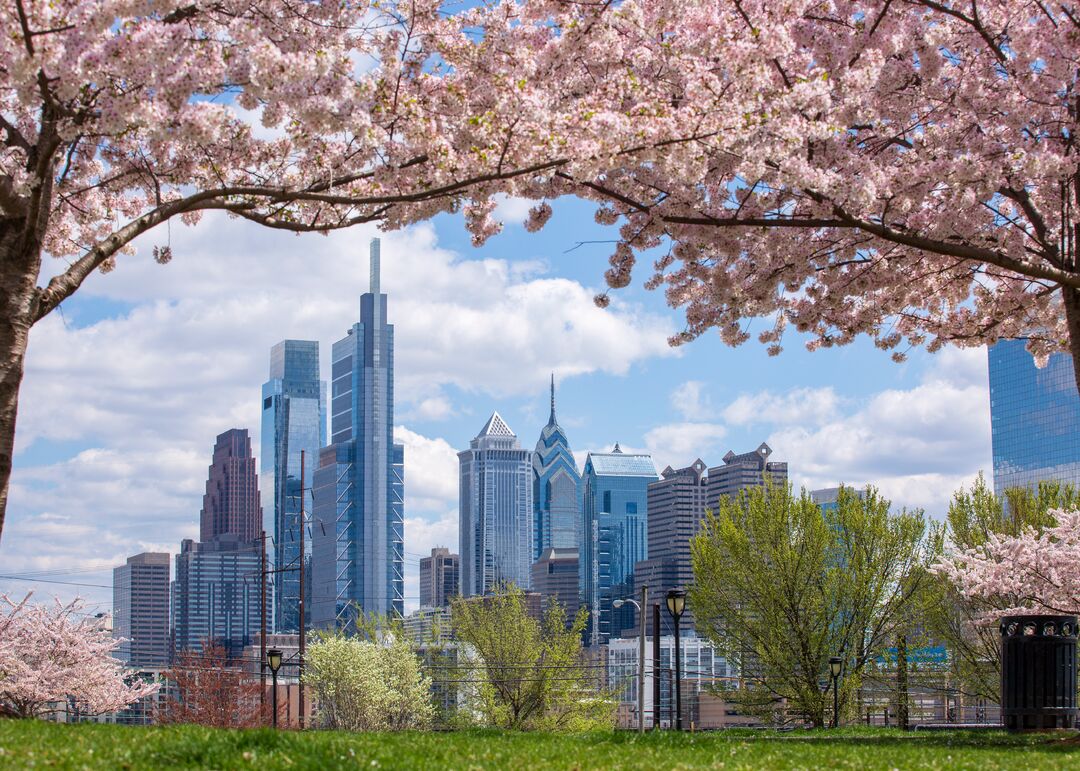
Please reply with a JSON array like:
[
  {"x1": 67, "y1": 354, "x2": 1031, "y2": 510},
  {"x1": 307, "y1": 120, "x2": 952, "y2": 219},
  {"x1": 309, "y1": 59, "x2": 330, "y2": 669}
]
[{"x1": 1000, "y1": 615, "x2": 1077, "y2": 731}]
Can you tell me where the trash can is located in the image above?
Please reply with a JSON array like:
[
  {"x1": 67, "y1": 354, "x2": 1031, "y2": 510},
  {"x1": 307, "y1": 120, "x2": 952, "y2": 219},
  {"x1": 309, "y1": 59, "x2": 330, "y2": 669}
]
[{"x1": 1000, "y1": 615, "x2": 1077, "y2": 731}]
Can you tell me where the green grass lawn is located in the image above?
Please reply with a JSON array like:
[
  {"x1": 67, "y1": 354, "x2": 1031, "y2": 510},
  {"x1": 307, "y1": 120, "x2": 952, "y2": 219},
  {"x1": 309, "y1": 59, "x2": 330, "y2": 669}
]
[{"x1": 0, "y1": 721, "x2": 1077, "y2": 770}]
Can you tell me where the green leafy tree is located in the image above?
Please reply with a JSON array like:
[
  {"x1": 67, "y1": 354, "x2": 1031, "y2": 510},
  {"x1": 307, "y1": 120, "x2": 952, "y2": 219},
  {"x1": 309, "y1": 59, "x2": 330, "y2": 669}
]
[
  {"x1": 450, "y1": 584, "x2": 614, "y2": 730},
  {"x1": 690, "y1": 484, "x2": 932, "y2": 727},
  {"x1": 923, "y1": 475, "x2": 1079, "y2": 702},
  {"x1": 303, "y1": 627, "x2": 434, "y2": 731}
]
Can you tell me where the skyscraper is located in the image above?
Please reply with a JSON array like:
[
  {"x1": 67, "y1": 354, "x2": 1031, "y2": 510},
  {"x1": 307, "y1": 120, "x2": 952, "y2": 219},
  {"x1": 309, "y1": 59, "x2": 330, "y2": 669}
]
[
  {"x1": 311, "y1": 238, "x2": 405, "y2": 628},
  {"x1": 634, "y1": 459, "x2": 709, "y2": 631},
  {"x1": 530, "y1": 547, "x2": 580, "y2": 624},
  {"x1": 113, "y1": 552, "x2": 170, "y2": 667},
  {"x1": 581, "y1": 444, "x2": 658, "y2": 646},
  {"x1": 419, "y1": 547, "x2": 460, "y2": 609},
  {"x1": 531, "y1": 375, "x2": 581, "y2": 559},
  {"x1": 172, "y1": 536, "x2": 267, "y2": 659},
  {"x1": 989, "y1": 339, "x2": 1080, "y2": 494},
  {"x1": 459, "y1": 412, "x2": 534, "y2": 596},
  {"x1": 706, "y1": 442, "x2": 788, "y2": 504},
  {"x1": 200, "y1": 429, "x2": 262, "y2": 543},
  {"x1": 261, "y1": 339, "x2": 326, "y2": 632}
]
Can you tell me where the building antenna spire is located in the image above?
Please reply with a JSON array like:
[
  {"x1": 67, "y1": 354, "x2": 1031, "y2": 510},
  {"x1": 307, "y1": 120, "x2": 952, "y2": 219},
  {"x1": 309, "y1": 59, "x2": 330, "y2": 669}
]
[
  {"x1": 369, "y1": 237, "x2": 381, "y2": 295},
  {"x1": 549, "y1": 372, "x2": 556, "y2": 424}
]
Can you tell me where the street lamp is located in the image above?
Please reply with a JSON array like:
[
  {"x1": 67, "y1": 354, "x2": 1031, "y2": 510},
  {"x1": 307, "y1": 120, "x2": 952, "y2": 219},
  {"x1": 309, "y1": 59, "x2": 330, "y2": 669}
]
[
  {"x1": 666, "y1": 589, "x2": 687, "y2": 731},
  {"x1": 829, "y1": 656, "x2": 843, "y2": 728},
  {"x1": 614, "y1": 584, "x2": 648, "y2": 733},
  {"x1": 267, "y1": 648, "x2": 283, "y2": 729}
]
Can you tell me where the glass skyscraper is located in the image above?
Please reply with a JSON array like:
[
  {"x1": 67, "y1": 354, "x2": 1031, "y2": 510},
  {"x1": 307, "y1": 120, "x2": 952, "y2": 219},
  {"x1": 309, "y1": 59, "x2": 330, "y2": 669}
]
[
  {"x1": 459, "y1": 412, "x2": 534, "y2": 596},
  {"x1": 311, "y1": 238, "x2": 405, "y2": 629},
  {"x1": 581, "y1": 445, "x2": 657, "y2": 646},
  {"x1": 989, "y1": 339, "x2": 1080, "y2": 494},
  {"x1": 261, "y1": 340, "x2": 325, "y2": 633},
  {"x1": 531, "y1": 376, "x2": 581, "y2": 560}
]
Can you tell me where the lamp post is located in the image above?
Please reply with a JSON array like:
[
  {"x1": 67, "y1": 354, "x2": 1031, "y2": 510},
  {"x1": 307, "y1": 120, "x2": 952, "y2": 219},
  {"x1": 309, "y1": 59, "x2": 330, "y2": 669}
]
[
  {"x1": 829, "y1": 656, "x2": 842, "y2": 729},
  {"x1": 666, "y1": 589, "x2": 686, "y2": 731},
  {"x1": 614, "y1": 584, "x2": 648, "y2": 733},
  {"x1": 267, "y1": 648, "x2": 283, "y2": 729}
]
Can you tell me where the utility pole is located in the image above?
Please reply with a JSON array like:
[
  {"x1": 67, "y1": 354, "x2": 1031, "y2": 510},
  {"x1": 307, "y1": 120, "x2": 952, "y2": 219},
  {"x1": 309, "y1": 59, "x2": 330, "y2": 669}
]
[
  {"x1": 260, "y1": 529, "x2": 267, "y2": 717},
  {"x1": 652, "y1": 603, "x2": 661, "y2": 729},
  {"x1": 298, "y1": 450, "x2": 306, "y2": 730},
  {"x1": 638, "y1": 584, "x2": 647, "y2": 733}
]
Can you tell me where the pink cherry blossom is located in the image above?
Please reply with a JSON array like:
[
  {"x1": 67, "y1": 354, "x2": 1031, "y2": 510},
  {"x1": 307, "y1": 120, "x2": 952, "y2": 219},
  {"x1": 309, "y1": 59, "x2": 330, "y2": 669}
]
[
  {"x1": 0, "y1": 593, "x2": 159, "y2": 718},
  {"x1": 934, "y1": 509, "x2": 1080, "y2": 622}
]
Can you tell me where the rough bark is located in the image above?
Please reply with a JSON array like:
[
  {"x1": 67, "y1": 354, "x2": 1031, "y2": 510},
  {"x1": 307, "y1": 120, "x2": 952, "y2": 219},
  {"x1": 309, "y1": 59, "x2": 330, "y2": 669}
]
[
  {"x1": 0, "y1": 220, "x2": 40, "y2": 545},
  {"x1": 1064, "y1": 286, "x2": 1080, "y2": 397}
]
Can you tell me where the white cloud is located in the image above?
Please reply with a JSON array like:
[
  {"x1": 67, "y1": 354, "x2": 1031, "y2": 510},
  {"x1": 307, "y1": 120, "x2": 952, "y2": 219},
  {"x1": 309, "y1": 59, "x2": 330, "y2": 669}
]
[
  {"x1": 670, "y1": 380, "x2": 714, "y2": 420},
  {"x1": 723, "y1": 387, "x2": 841, "y2": 428},
  {"x1": 761, "y1": 350, "x2": 992, "y2": 515},
  {"x1": 492, "y1": 194, "x2": 535, "y2": 226},
  {"x1": 394, "y1": 426, "x2": 459, "y2": 515},
  {"x1": 643, "y1": 422, "x2": 727, "y2": 472}
]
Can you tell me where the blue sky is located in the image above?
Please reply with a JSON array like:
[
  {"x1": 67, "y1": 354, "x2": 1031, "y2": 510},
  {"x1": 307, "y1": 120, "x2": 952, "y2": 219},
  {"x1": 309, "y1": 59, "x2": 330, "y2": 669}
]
[{"x1": 0, "y1": 194, "x2": 992, "y2": 615}]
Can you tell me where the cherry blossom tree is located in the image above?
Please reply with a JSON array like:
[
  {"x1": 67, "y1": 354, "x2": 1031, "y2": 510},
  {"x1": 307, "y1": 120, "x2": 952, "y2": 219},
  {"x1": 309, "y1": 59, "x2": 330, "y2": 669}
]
[
  {"x1": 3, "y1": 0, "x2": 1079, "y2": 543},
  {"x1": 0, "y1": 593, "x2": 159, "y2": 718},
  {"x1": 935, "y1": 509, "x2": 1080, "y2": 621}
]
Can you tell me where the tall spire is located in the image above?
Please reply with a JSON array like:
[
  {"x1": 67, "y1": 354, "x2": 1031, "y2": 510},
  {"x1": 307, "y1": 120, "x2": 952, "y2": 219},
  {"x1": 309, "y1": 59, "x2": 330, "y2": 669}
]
[
  {"x1": 549, "y1": 373, "x2": 556, "y2": 425},
  {"x1": 369, "y1": 237, "x2": 381, "y2": 295}
]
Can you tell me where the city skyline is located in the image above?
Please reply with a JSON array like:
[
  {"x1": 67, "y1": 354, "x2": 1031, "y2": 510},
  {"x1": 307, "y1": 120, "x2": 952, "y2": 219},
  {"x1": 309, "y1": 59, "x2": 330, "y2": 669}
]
[{"x1": 1, "y1": 200, "x2": 996, "y2": 616}]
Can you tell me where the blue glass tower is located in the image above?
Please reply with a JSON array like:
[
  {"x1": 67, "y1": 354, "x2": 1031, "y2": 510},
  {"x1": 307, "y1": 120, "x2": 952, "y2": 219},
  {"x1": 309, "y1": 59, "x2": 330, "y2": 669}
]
[
  {"x1": 581, "y1": 445, "x2": 657, "y2": 646},
  {"x1": 531, "y1": 376, "x2": 581, "y2": 560},
  {"x1": 311, "y1": 239, "x2": 405, "y2": 629},
  {"x1": 261, "y1": 340, "x2": 325, "y2": 632},
  {"x1": 989, "y1": 339, "x2": 1080, "y2": 494},
  {"x1": 459, "y1": 412, "x2": 534, "y2": 596}
]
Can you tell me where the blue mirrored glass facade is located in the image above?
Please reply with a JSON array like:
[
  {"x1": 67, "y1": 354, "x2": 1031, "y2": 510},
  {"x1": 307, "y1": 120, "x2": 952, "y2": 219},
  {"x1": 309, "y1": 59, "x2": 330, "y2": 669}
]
[
  {"x1": 311, "y1": 239, "x2": 405, "y2": 628},
  {"x1": 261, "y1": 340, "x2": 325, "y2": 632},
  {"x1": 989, "y1": 340, "x2": 1080, "y2": 494},
  {"x1": 581, "y1": 446, "x2": 657, "y2": 646},
  {"x1": 460, "y1": 412, "x2": 534, "y2": 596},
  {"x1": 531, "y1": 376, "x2": 581, "y2": 560}
]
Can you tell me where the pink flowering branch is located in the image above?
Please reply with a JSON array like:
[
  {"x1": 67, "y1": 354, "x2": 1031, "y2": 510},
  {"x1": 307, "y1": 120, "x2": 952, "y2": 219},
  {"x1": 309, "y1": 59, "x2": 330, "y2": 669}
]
[
  {"x1": 933, "y1": 509, "x2": 1080, "y2": 623},
  {"x1": 0, "y1": 593, "x2": 158, "y2": 718}
]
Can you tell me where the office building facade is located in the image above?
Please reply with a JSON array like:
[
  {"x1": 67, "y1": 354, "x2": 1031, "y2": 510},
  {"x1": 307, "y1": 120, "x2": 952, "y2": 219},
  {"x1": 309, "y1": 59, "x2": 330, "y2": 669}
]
[
  {"x1": 459, "y1": 412, "x2": 534, "y2": 596},
  {"x1": 261, "y1": 339, "x2": 326, "y2": 632},
  {"x1": 113, "y1": 552, "x2": 171, "y2": 667},
  {"x1": 706, "y1": 443, "x2": 788, "y2": 504},
  {"x1": 172, "y1": 536, "x2": 269, "y2": 659},
  {"x1": 530, "y1": 547, "x2": 580, "y2": 623},
  {"x1": 634, "y1": 459, "x2": 709, "y2": 632},
  {"x1": 311, "y1": 239, "x2": 405, "y2": 629},
  {"x1": 581, "y1": 445, "x2": 657, "y2": 646},
  {"x1": 200, "y1": 429, "x2": 262, "y2": 543},
  {"x1": 531, "y1": 376, "x2": 582, "y2": 559},
  {"x1": 419, "y1": 547, "x2": 460, "y2": 609},
  {"x1": 989, "y1": 339, "x2": 1080, "y2": 494}
]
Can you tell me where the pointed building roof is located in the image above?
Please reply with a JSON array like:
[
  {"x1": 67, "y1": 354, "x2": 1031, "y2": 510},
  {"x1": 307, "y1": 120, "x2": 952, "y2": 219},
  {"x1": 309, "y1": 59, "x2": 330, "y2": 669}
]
[{"x1": 477, "y1": 411, "x2": 516, "y2": 439}]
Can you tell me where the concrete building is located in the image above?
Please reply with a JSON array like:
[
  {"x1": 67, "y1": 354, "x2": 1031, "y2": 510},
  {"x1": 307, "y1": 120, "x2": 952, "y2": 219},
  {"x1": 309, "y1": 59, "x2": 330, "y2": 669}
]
[
  {"x1": 261, "y1": 339, "x2": 325, "y2": 633},
  {"x1": 989, "y1": 339, "x2": 1080, "y2": 495},
  {"x1": 113, "y1": 552, "x2": 171, "y2": 668},
  {"x1": 311, "y1": 238, "x2": 405, "y2": 629},
  {"x1": 581, "y1": 445, "x2": 658, "y2": 646},
  {"x1": 706, "y1": 442, "x2": 787, "y2": 504},
  {"x1": 530, "y1": 548, "x2": 580, "y2": 623},
  {"x1": 531, "y1": 376, "x2": 582, "y2": 558},
  {"x1": 459, "y1": 412, "x2": 534, "y2": 596},
  {"x1": 419, "y1": 547, "x2": 459, "y2": 609}
]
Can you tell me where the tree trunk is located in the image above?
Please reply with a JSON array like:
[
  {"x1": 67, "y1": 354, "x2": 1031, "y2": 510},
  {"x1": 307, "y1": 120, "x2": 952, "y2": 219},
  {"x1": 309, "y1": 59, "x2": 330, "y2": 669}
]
[
  {"x1": 896, "y1": 634, "x2": 909, "y2": 730},
  {"x1": 0, "y1": 225, "x2": 41, "y2": 544},
  {"x1": 1064, "y1": 286, "x2": 1080, "y2": 396}
]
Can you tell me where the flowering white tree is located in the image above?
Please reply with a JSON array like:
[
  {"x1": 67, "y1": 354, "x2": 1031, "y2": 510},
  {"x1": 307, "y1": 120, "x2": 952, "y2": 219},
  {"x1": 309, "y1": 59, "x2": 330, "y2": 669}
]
[
  {"x1": 935, "y1": 509, "x2": 1080, "y2": 621},
  {"x1": 0, "y1": 593, "x2": 159, "y2": 718},
  {"x1": 304, "y1": 630, "x2": 433, "y2": 731}
]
